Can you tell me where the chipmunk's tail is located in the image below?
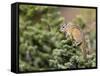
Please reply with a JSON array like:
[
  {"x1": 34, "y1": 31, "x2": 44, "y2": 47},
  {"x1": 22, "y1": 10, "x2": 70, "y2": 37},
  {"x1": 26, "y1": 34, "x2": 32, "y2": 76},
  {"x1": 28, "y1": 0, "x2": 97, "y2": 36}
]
[{"x1": 80, "y1": 41, "x2": 87, "y2": 60}]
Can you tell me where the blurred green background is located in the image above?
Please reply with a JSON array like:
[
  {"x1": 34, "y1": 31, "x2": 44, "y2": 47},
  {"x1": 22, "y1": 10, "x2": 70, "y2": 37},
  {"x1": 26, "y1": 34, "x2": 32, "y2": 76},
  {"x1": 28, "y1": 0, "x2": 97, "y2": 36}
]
[{"x1": 19, "y1": 4, "x2": 96, "y2": 72}]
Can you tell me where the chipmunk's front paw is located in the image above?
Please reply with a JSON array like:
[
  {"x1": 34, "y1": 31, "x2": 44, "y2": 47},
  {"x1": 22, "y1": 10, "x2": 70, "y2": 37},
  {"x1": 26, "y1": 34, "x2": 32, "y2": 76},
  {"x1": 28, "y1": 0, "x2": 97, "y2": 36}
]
[{"x1": 73, "y1": 41, "x2": 82, "y2": 46}]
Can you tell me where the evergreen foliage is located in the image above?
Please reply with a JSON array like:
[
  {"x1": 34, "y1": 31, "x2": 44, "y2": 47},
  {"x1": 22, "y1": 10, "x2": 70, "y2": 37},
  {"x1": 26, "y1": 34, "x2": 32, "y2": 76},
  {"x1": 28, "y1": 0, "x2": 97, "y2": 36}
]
[{"x1": 19, "y1": 5, "x2": 96, "y2": 72}]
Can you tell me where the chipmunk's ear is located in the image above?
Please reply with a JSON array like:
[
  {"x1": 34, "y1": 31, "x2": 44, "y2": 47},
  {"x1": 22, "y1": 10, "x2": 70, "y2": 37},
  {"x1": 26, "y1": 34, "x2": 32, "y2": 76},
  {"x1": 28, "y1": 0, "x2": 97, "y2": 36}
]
[{"x1": 67, "y1": 22, "x2": 73, "y2": 27}]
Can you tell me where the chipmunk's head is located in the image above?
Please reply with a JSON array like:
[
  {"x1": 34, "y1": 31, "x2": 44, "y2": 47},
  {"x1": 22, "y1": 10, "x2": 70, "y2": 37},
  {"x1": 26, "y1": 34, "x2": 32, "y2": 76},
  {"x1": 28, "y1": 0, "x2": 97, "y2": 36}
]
[
  {"x1": 60, "y1": 23, "x2": 67, "y2": 32},
  {"x1": 60, "y1": 22, "x2": 73, "y2": 33}
]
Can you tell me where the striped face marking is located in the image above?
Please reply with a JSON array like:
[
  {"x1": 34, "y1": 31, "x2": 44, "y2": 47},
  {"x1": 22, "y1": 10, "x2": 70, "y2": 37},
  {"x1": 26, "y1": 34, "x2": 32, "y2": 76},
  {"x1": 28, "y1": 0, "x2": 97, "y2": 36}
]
[{"x1": 60, "y1": 23, "x2": 67, "y2": 32}]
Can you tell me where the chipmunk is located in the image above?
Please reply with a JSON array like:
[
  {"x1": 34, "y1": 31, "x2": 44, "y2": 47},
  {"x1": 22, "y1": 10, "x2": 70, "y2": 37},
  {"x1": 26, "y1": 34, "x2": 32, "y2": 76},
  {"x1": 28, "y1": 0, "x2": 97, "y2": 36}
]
[{"x1": 60, "y1": 22, "x2": 87, "y2": 60}]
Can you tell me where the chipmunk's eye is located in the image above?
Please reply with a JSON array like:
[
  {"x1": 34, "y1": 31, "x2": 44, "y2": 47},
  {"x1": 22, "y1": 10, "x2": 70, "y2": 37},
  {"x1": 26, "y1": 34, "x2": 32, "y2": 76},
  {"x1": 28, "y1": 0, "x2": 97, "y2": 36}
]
[{"x1": 62, "y1": 25, "x2": 65, "y2": 28}]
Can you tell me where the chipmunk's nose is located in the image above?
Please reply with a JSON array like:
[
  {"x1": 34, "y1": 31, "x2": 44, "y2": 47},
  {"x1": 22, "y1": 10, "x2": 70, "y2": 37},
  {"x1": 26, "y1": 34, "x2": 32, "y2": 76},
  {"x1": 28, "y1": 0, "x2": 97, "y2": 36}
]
[{"x1": 59, "y1": 25, "x2": 63, "y2": 32}]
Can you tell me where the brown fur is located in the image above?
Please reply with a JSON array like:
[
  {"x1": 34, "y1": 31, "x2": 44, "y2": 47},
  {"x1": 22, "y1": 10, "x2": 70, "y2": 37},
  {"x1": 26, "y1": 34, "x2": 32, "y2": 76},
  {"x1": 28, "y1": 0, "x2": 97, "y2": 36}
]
[{"x1": 60, "y1": 23, "x2": 87, "y2": 60}]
